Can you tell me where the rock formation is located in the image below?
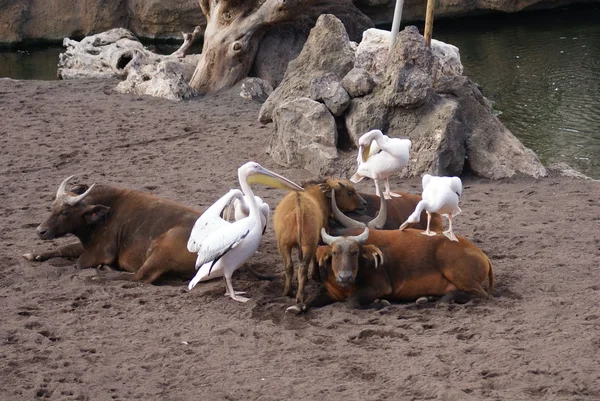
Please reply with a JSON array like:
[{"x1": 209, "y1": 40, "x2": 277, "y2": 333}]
[{"x1": 263, "y1": 17, "x2": 547, "y2": 179}]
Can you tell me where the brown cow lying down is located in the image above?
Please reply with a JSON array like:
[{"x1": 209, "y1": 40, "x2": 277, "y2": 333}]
[
  {"x1": 23, "y1": 176, "x2": 200, "y2": 284},
  {"x1": 286, "y1": 227, "x2": 493, "y2": 314}
]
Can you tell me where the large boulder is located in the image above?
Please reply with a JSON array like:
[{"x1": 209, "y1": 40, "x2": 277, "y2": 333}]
[
  {"x1": 116, "y1": 57, "x2": 199, "y2": 101},
  {"x1": 251, "y1": 0, "x2": 373, "y2": 88},
  {"x1": 268, "y1": 20, "x2": 546, "y2": 179},
  {"x1": 268, "y1": 98, "x2": 339, "y2": 176},
  {"x1": 259, "y1": 14, "x2": 357, "y2": 124}
]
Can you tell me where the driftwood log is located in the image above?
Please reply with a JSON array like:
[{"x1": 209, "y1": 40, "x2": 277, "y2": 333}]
[{"x1": 189, "y1": 0, "x2": 316, "y2": 94}]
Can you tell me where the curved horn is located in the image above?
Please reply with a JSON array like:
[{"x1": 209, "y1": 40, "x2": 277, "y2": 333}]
[
  {"x1": 330, "y1": 189, "x2": 366, "y2": 229},
  {"x1": 56, "y1": 175, "x2": 75, "y2": 200},
  {"x1": 321, "y1": 227, "x2": 337, "y2": 245},
  {"x1": 367, "y1": 181, "x2": 388, "y2": 229},
  {"x1": 348, "y1": 227, "x2": 369, "y2": 244},
  {"x1": 65, "y1": 184, "x2": 96, "y2": 206}
]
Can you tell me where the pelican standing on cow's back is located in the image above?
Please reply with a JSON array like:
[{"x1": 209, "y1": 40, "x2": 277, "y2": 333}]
[
  {"x1": 350, "y1": 129, "x2": 411, "y2": 199},
  {"x1": 187, "y1": 161, "x2": 303, "y2": 302},
  {"x1": 399, "y1": 174, "x2": 463, "y2": 241}
]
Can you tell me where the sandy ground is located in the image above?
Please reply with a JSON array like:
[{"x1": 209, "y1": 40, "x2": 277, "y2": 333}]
[{"x1": 1, "y1": 78, "x2": 599, "y2": 401}]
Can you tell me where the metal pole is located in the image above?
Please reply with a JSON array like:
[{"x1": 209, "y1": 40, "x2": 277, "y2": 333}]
[
  {"x1": 424, "y1": 0, "x2": 435, "y2": 46},
  {"x1": 389, "y1": 0, "x2": 404, "y2": 51}
]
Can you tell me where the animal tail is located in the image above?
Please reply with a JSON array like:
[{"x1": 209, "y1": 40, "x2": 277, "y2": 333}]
[
  {"x1": 295, "y1": 192, "x2": 304, "y2": 261},
  {"x1": 486, "y1": 255, "x2": 494, "y2": 295}
]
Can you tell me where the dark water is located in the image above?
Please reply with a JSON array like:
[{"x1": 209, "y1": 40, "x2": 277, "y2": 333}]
[
  {"x1": 1, "y1": 6, "x2": 599, "y2": 177},
  {"x1": 433, "y1": 5, "x2": 600, "y2": 178}
]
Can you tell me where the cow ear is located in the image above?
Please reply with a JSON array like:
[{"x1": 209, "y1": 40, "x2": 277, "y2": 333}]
[
  {"x1": 71, "y1": 184, "x2": 90, "y2": 195},
  {"x1": 83, "y1": 205, "x2": 110, "y2": 223},
  {"x1": 361, "y1": 245, "x2": 384, "y2": 268},
  {"x1": 315, "y1": 245, "x2": 331, "y2": 266}
]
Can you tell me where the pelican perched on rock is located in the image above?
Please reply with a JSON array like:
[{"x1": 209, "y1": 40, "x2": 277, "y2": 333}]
[
  {"x1": 399, "y1": 174, "x2": 462, "y2": 241},
  {"x1": 350, "y1": 129, "x2": 411, "y2": 199},
  {"x1": 187, "y1": 161, "x2": 302, "y2": 302}
]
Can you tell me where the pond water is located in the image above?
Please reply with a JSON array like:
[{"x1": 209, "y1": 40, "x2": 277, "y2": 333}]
[{"x1": 1, "y1": 5, "x2": 599, "y2": 177}]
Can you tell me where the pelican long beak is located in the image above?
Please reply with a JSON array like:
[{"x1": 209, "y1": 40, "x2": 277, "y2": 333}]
[
  {"x1": 247, "y1": 167, "x2": 303, "y2": 192},
  {"x1": 361, "y1": 141, "x2": 372, "y2": 163}
]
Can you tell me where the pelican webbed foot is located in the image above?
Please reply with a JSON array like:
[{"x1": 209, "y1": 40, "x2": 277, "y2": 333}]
[
  {"x1": 443, "y1": 230, "x2": 459, "y2": 242},
  {"x1": 421, "y1": 230, "x2": 437, "y2": 237}
]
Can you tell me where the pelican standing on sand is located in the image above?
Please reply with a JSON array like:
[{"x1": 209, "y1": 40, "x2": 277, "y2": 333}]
[
  {"x1": 350, "y1": 129, "x2": 411, "y2": 199},
  {"x1": 399, "y1": 174, "x2": 463, "y2": 241},
  {"x1": 187, "y1": 161, "x2": 303, "y2": 302}
]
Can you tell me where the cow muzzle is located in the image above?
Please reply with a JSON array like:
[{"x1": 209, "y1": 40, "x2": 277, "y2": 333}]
[
  {"x1": 36, "y1": 224, "x2": 54, "y2": 240},
  {"x1": 336, "y1": 271, "x2": 354, "y2": 286}
]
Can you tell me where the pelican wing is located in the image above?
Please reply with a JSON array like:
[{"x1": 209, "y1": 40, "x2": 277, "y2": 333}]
[
  {"x1": 187, "y1": 189, "x2": 243, "y2": 253},
  {"x1": 193, "y1": 217, "x2": 256, "y2": 269}
]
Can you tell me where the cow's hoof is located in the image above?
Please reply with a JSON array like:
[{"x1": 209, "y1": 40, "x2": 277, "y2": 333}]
[
  {"x1": 416, "y1": 296, "x2": 429, "y2": 305},
  {"x1": 285, "y1": 305, "x2": 305, "y2": 315},
  {"x1": 22, "y1": 253, "x2": 41, "y2": 261},
  {"x1": 374, "y1": 299, "x2": 391, "y2": 307}
]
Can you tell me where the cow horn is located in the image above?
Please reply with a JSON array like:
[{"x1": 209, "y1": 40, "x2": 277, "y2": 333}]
[
  {"x1": 367, "y1": 181, "x2": 387, "y2": 229},
  {"x1": 56, "y1": 175, "x2": 75, "y2": 200},
  {"x1": 321, "y1": 227, "x2": 337, "y2": 245},
  {"x1": 330, "y1": 189, "x2": 366, "y2": 228},
  {"x1": 348, "y1": 227, "x2": 369, "y2": 244},
  {"x1": 65, "y1": 184, "x2": 96, "y2": 206},
  {"x1": 56, "y1": 175, "x2": 95, "y2": 206}
]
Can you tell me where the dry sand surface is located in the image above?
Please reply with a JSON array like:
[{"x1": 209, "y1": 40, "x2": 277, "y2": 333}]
[{"x1": 1, "y1": 78, "x2": 599, "y2": 401}]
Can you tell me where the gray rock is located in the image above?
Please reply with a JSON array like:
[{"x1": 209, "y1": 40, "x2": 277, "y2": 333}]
[
  {"x1": 436, "y1": 75, "x2": 547, "y2": 179},
  {"x1": 546, "y1": 163, "x2": 594, "y2": 180},
  {"x1": 268, "y1": 98, "x2": 339, "y2": 176},
  {"x1": 309, "y1": 74, "x2": 351, "y2": 116},
  {"x1": 240, "y1": 78, "x2": 274, "y2": 103},
  {"x1": 341, "y1": 68, "x2": 376, "y2": 98},
  {"x1": 259, "y1": 14, "x2": 357, "y2": 124},
  {"x1": 116, "y1": 57, "x2": 199, "y2": 101}
]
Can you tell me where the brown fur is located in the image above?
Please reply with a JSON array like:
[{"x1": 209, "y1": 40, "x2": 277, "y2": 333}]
[
  {"x1": 273, "y1": 178, "x2": 366, "y2": 303},
  {"x1": 25, "y1": 183, "x2": 200, "y2": 284},
  {"x1": 302, "y1": 228, "x2": 493, "y2": 311}
]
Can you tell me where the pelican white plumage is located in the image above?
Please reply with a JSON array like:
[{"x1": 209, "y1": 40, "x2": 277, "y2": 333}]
[
  {"x1": 187, "y1": 161, "x2": 302, "y2": 302},
  {"x1": 350, "y1": 129, "x2": 411, "y2": 199},
  {"x1": 227, "y1": 196, "x2": 270, "y2": 235},
  {"x1": 399, "y1": 174, "x2": 463, "y2": 241}
]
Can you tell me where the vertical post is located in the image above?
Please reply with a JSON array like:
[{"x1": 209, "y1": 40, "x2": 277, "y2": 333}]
[
  {"x1": 424, "y1": 0, "x2": 436, "y2": 47},
  {"x1": 389, "y1": 0, "x2": 405, "y2": 51}
]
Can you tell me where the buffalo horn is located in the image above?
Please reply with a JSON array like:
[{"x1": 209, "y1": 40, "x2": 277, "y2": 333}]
[
  {"x1": 320, "y1": 227, "x2": 370, "y2": 245},
  {"x1": 330, "y1": 189, "x2": 366, "y2": 228},
  {"x1": 367, "y1": 181, "x2": 387, "y2": 229},
  {"x1": 56, "y1": 175, "x2": 95, "y2": 206}
]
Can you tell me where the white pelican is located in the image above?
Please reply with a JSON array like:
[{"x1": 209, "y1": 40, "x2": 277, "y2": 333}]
[
  {"x1": 350, "y1": 129, "x2": 411, "y2": 199},
  {"x1": 187, "y1": 161, "x2": 302, "y2": 302},
  {"x1": 225, "y1": 196, "x2": 270, "y2": 235},
  {"x1": 399, "y1": 174, "x2": 462, "y2": 241}
]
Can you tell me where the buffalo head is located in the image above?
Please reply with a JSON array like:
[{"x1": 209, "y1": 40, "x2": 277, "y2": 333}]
[{"x1": 36, "y1": 176, "x2": 108, "y2": 240}]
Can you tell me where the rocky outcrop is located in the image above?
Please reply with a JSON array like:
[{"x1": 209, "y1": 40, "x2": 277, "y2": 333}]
[
  {"x1": 262, "y1": 19, "x2": 547, "y2": 179},
  {"x1": 0, "y1": 0, "x2": 202, "y2": 45},
  {"x1": 268, "y1": 98, "x2": 339, "y2": 176},
  {"x1": 259, "y1": 14, "x2": 357, "y2": 124},
  {"x1": 1, "y1": 0, "x2": 596, "y2": 45},
  {"x1": 355, "y1": 0, "x2": 597, "y2": 26}
]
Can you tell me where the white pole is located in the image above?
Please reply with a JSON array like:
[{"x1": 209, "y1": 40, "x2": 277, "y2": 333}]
[{"x1": 389, "y1": 0, "x2": 404, "y2": 51}]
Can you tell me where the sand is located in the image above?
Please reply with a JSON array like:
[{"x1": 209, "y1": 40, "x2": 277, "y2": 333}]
[{"x1": 1, "y1": 78, "x2": 599, "y2": 401}]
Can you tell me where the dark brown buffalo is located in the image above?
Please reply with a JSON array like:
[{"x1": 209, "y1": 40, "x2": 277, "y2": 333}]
[
  {"x1": 23, "y1": 176, "x2": 200, "y2": 283},
  {"x1": 286, "y1": 227, "x2": 494, "y2": 314}
]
